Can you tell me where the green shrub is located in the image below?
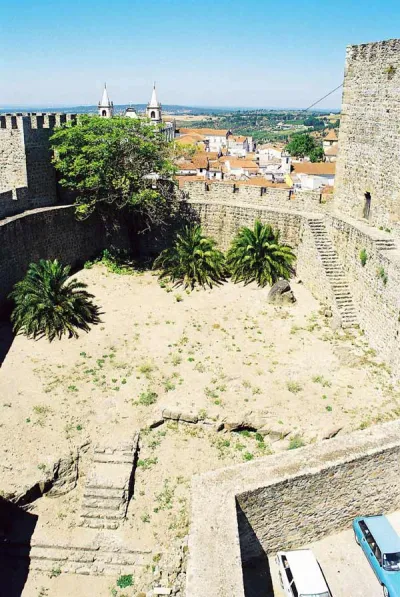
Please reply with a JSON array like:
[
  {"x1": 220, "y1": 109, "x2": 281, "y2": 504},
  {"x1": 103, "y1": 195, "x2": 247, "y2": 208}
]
[
  {"x1": 227, "y1": 220, "x2": 296, "y2": 287},
  {"x1": 9, "y1": 259, "x2": 100, "y2": 342},
  {"x1": 289, "y1": 435, "x2": 305, "y2": 450},
  {"x1": 153, "y1": 225, "x2": 226, "y2": 290},
  {"x1": 377, "y1": 266, "x2": 388, "y2": 285},
  {"x1": 117, "y1": 574, "x2": 133, "y2": 588},
  {"x1": 360, "y1": 248, "x2": 367, "y2": 267}
]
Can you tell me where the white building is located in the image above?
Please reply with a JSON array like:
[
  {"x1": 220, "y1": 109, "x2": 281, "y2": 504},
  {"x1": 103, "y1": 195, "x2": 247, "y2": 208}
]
[{"x1": 290, "y1": 162, "x2": 335, "y2": 190}]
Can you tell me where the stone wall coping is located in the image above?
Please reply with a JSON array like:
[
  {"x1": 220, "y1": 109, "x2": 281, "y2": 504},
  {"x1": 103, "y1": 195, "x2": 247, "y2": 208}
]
[
  {"x1": 187, "y1": 198, "x2": 321, "y2": 220},
  {"x1": 0, "y1": 203, "x2": 74, "y2": 227},
  {"x1": 186, "y1": 419, "x2": 400, "y2": 597}
]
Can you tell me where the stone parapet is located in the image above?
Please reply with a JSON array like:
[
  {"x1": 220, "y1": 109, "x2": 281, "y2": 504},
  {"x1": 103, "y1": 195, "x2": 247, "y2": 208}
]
[{"x1": 186, "y1": 419, "x2": 400, "y2": 597}]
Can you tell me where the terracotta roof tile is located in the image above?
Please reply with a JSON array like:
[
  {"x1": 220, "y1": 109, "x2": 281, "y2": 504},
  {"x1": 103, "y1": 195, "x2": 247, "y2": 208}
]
[
  {"x1": 324, "y1": 129, "x2": 338, "y2": 141},
  {"x1": 292, "y1": 162, "x2": 336, "y2": 175}
]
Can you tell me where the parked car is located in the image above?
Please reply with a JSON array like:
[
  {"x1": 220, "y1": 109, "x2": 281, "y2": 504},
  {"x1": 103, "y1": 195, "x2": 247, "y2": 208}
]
[
  {"x1": 276, "y1": 548, "x2": 332, "y2": 597},
  {"x1": 353, "y1": 515, "x2": 400, "y2": 597}
]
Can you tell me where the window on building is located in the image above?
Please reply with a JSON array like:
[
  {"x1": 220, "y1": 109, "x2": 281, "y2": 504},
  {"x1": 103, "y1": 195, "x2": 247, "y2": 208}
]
[
  {"x1": 151, "y1": 111, "x2": 156, "y2": 119},
  {"x1": 364, "y1": 191, "x2": 371, "y2": 219},
  {"x1": 102, "y1": 110, "x2": 107, "y2": 117}
]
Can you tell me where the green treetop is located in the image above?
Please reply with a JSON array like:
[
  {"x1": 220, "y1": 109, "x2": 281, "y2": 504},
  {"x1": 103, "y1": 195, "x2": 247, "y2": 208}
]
[
  {"x1": 285, "y1": 133, "x2": 323, "y2": 161},
  {"x1": 51, "y1": 115, "x2": 177, "y2": 230}
]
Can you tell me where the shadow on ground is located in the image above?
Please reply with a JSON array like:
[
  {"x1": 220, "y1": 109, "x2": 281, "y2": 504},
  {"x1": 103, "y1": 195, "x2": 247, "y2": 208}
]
[
  {"x1": 0, "y1": 497, "x2": 38, "y2": 597},
  {"x1": 0, "y1": 321, "x2": 14, "y2": 368},
  {"x1": 237, "y1": 500, "x2": 274, "y2": 597}
]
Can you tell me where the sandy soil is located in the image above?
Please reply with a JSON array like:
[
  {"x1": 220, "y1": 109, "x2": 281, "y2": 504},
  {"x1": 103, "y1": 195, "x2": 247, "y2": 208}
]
[{"x1": 1, "y1": 264, "x2": 399, "y2": 595}]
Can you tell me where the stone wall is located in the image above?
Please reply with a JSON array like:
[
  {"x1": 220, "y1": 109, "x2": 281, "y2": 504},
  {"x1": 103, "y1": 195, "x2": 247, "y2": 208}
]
[
  {"x1": 189, "y1": 200, "x2": 303, "y2": 252},
  {"x1": 0, "y1": 205, "x2": 130, "y2": 314},
  {"x1": 187, "y1": 420, "x2": 400, "y2": 597},
  {"x1": 327, "y1": 214, "x2": 400, "y2": 371},
  {"x1": 0, "y1": 113, "x2": 76, "y2": 219},
  {"x1": 334, "y1": 39, "x2": 400, "y2": 231},
  {"x1": 183, "y1": 180, "x2": 329, "y2": 213}
]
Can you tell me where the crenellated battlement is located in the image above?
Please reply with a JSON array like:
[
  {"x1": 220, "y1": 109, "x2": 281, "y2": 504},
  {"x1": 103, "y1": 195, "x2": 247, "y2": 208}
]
[{"x1": 0, "y1": 113, "x2": 77, "y2": 131}]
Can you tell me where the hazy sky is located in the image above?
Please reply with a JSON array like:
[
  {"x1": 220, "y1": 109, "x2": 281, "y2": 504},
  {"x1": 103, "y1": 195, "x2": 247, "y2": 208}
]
[{"x1": 1, "y1": 0, "x2": 400, "y2": 109}]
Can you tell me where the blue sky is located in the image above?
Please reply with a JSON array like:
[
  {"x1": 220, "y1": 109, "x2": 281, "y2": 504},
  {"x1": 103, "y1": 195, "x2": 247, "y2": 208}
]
[{"x1": 1, "y1": 0, "x2": 400, "y2": 109}]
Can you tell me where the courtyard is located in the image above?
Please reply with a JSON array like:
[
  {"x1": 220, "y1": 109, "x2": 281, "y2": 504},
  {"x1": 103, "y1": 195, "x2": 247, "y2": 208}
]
[{"x1": 1, "y1": 263, "x2": 400, "y2": 596}]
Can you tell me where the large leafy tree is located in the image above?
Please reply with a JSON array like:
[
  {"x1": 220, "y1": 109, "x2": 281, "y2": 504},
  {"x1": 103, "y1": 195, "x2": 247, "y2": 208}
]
[
  {"x1": 153, "y1": 225, "x2": 226, "y2": 290},
  {"x1": 51, "y1": 116, "x2": 177, "y2": 231},
  {"x1": 285, "y1": 133, "x2": 319, "y2": 159},
  {"x1": 227, "y1": 221, "x2": 296, "y2": 287},
  {"x1": 9, "y1": 260, "x2": 101, "y2": 341}
]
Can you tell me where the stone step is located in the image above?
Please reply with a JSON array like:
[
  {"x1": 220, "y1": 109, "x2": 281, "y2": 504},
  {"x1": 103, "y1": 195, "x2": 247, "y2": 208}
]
[
  {"x1": 83, "y1": 487, "x2": 123, "y2": 499},
  {"x1": 81, "y1": 507, "x2": 124, "y2": 520},
  {"x1": 82, "y1": 497, "x2": 122, "y2": 510},
  {"x1": 80, "y1": 519, "x2": 120, "y2": 530}
]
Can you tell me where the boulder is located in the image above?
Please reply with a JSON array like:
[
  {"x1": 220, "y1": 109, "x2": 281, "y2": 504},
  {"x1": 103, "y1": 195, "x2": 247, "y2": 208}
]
[
  {"x1": 267, "y1": 280, "x2": 296, "y2": 305},
  {"x1": 180, "y1": 412, "x2": 199, "y2": 424},
  {"x1": 257, "y1": 425, "x2": 291, "y2": 442},
  {"x1": 162, "y1": 408, "x2": 181, "y2": 421}
]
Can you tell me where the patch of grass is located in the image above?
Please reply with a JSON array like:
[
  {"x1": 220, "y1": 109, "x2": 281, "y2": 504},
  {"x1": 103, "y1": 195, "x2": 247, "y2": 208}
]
[
  {"x1": 171, "y1": 353, "x2": 182, "y2": 366},
  {"x1": 117, "y1": 574, "x2": 134, "y2": 588},
  {"x1": 138, "y1": 362, "x2": 154, "y2": 377},
  {"x1": 312, "y1": 375, "x2": 332, "y2": 387},
  {"x1": 377, "y1": 266, "x2": 388, "y2": 285},
  {"x1": 175, "y1": 293, "x2": 183, "y2": 302},
  {"x1": 287, "y1": 381, "x2": 303, "y2": 394},
  {"x1": 288, "y1": 435, "x2": 305, "y2": 450},
  {"x1": 326, "y1": 405, "x2": 333, "y2": 412},
  {"x1": 155, "y1": 479, "x2": 175, "y2": 510},
  {"x1": 137, "y1": 457, "x2": 158, "y2": 470},
  {"x1": 140, "y1": 513, "x2": 150, "y2": 523},
  {"x1": 138, "y1": 390, "x2": 158, "y2": 406},
  {"x1": 243, "y1": 452, "x2": 254, "y2": 461},
  {"x1": 49, "y1": 567, "x2": 61, "y2": 578}
]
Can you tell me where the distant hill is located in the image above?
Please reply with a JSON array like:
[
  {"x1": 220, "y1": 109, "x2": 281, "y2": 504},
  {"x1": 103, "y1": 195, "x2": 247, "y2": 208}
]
[
  {"x1": 0, "y1": 105, "x2": 339, "y2": 116},
  {"x1": 0, "y1": 105, "x2": 243, "y2": 116}
]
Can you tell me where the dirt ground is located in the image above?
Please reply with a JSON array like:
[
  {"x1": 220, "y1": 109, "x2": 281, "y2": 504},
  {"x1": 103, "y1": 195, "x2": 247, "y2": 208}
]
[{"x1": 1, "y1": 264, "x2": 399, "y2": 596}]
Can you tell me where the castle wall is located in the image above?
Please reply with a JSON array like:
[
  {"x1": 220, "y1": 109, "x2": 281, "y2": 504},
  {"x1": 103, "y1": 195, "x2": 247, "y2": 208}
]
[
  {"x1": 334, "y1": 39, "x2": 400, "y2": 231},
  {"x1": 183, "y1": 180, "x2": 329, "y2": 214},
  {"x1": 187, "y1": 420, "x2": 400, "y2": 597},
  {"x1": 0, "y1": 114, "x2": 76, "y2": 219},
  {"x1": 0, "y1": 205, "x2": 130, "y2": 313},
  {"x1": 327, "y1": 215, "x2": 400, "y2": 372},
  {"x1": 189, "y1": 200, "x2": 302, "y2": 252}
]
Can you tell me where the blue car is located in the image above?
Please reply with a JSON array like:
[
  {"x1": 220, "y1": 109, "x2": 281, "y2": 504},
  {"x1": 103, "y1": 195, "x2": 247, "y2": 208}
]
[{"x1": 353, "y1": 515, "x2": 400, "y2": 597}]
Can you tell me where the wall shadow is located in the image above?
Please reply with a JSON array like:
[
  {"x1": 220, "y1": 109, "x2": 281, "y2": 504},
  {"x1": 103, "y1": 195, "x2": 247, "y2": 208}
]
[
  {"x1": 0, "y1": 497, "x2": 38, "y2": 597},
  {"x1": 236, "y1": 500, "x2": 274, "y2": 597},
  {"x1": 0, "y1": 321, "x2": 15, "y2": 367}
]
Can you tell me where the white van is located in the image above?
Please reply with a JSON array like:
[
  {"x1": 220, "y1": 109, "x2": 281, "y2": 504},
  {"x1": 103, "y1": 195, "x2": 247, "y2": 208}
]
[{"x1": 276, "y1": 549, "x2": 332, "y2": 597}]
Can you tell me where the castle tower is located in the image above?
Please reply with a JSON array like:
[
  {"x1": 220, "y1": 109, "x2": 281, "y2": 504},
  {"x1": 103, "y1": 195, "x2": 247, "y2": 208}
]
[
  {"x1": 146, "y1": 83, "x2": 162, "y2": 123},
  {"x1": 98, "y1": 84, "x2": 113, "y2": 118}
]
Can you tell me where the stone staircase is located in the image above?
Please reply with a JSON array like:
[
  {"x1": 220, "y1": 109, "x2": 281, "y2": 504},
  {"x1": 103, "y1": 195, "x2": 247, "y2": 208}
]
[
  {"x1": 80, "y1": 434, "x2": 139, "y2": 530},
  {"x1": 0, "y1": 541, "x2": 151, "y2": 575},
  {"x1": 307, "y1": 218, "x2": 358, "y2": 328},
  {"x1": 373, "y1": 238, "x2": 396, "y2": 251}
]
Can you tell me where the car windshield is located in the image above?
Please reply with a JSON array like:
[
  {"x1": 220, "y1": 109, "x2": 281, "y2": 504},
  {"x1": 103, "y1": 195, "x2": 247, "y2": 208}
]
[{"x1": 383, "y1": 553, "x2": 400, "y2": 571}]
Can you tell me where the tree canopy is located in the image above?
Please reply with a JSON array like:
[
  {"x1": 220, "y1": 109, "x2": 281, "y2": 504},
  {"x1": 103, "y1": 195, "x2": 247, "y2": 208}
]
[
  {"x1": 51, "y1": 115, "x2": 177, "y2": 230},
  {"x1": 285, "y1": 133, "x2": 323, "y2": 160}
]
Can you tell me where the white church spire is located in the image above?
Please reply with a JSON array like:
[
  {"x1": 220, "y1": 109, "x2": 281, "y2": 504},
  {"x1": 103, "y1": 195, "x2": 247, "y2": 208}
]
[
  {"x1": 98, "y1": 83, "x2": 114, "y2": 118},
  {"x1": 146, "y1": 82, "x2": 162, "y2": 123},
  {"x1": 149, "y1": 82, "x2": 160, "y2": 108}
]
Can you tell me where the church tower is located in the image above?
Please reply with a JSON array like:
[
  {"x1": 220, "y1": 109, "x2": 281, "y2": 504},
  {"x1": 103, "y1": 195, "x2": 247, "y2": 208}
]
[
  {"x1": 98, "y1": 83, "x2": 113, "y2": 118},
  {"x1": 146, "y1": 83, "x2": 162, "y2": 123}
]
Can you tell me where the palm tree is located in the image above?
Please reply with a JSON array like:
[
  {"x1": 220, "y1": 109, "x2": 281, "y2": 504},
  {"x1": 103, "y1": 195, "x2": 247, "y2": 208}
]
[
  {"x1": 226, "y1": 220, "x2": 296, "y2": 287},
  {"x1": 9, "y1": 259, "x2": 101, "y2": 341},
  {"x1": 153, "y1": 225, "x2": 226, "y2": 290}
]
